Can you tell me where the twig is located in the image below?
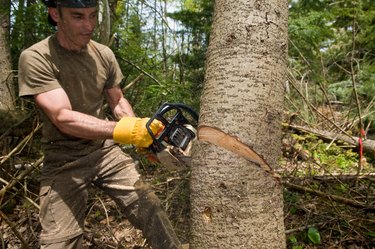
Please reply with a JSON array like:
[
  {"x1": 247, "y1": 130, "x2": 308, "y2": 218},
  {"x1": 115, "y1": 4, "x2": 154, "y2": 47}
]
[
  {"x1": 123, "y1": 73, "x2": 144, "y2": 91},
  {"x1": 283, "y1": 173, "x2": 375, "y2": 183},
  {"x1": 285, "y1": 221, "x2": 330, "y2": 234},
  {"x1": 97, "y1": 197, "x2": 110, "y2": 226},
  {"x1": 0, "y1": 210, "x2": 30, "y2": 248},
  {"x1": 119, "y1": 57, "x2": 162, "y2": 86},
  {"x1": 0, "y1": 157, "x2": 43, "y2": 201},
  {"x1": 0, "y1": 123, "x2": 42, "y2": 165},
  {"x1": 287, "y1": 70, "x2": 356, "y2": 143}
]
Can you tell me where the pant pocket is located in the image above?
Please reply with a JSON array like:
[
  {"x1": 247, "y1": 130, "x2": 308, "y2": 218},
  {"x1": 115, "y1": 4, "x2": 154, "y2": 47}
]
[{"x1": 39, "y1": 185, "x2": 61, "y2": 237}]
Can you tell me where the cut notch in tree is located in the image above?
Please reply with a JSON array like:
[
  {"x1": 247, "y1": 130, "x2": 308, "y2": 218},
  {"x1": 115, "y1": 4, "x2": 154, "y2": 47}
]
[{"x1": 198, "y1": 125, "x2": 281, "y2": 181}]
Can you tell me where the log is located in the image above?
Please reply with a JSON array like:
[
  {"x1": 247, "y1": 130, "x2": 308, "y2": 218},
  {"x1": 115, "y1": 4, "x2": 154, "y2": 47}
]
[{"x1": 287, "y1": 124, "x2": 375, "y2": 156}]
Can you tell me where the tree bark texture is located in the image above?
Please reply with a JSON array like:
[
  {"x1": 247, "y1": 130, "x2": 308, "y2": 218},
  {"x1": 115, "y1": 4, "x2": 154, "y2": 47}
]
[
  {"x1": 0, "y1": 0, "x2": 15, "y2": 110},
  {"x1": 190, "y1": 0, "x2": 288, "y2": 248}
]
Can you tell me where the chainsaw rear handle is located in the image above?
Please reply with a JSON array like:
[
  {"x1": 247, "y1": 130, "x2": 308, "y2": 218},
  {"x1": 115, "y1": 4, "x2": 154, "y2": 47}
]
[{"x1": 146, "y1": 103, "x2": 198, "y2": 153}]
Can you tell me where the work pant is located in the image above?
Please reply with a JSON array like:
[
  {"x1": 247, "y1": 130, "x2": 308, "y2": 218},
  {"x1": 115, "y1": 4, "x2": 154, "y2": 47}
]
[{"x1": 38, "y1": 143, "x2": 182, "y2": 249}]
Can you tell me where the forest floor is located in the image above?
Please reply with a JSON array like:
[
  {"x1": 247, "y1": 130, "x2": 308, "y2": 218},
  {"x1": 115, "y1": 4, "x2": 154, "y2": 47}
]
[{"x1": 1, "y1": 132, "x2": 374, "y2": 249}]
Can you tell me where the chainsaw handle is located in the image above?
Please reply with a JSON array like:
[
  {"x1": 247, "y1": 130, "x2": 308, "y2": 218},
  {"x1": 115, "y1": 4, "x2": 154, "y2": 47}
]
[{"x1": 157, "y1": 103, "x2": 199, "y2": 121}]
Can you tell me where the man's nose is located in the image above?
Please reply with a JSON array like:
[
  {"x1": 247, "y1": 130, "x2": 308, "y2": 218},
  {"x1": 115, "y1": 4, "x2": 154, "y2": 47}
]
[{"x1": 83, "y1": 18, "x2": 95, "y2": 31}]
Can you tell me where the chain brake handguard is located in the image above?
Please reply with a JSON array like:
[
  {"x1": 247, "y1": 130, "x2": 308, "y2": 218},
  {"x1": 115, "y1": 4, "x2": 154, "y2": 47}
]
[{"x1": 146, "y1": 103, "x2": 198, "y2": 153}]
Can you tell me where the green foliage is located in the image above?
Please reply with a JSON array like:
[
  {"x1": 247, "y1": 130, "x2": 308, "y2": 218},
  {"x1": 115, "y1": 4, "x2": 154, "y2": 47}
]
[
  {"x1": 290, "y1": 133, "x2": 359, "y2": 173},
  {"x1": 367, "y1": 231, "x2": 375, "y2": 238},
  {"x1": 288, "y1": 235, "x2": 303, "y2": 249},
  {"x1": 289, "y1": 10, "x2": 335, "y2": 59},
  {"x1": 312, "y1": 142, "x2": 357, "y2": 170},
  {"x1": 10, "y1": 2, "x2": 55, "y2": 67},
  {"x1": 357, "y1": 63, "x2": 375, "y2": 102},
  {"x1": 307, "y1": 227, "x2": 321, "y2": 244},
  {"x1": 288, "y1": 0, "x2": 375, "y2": 132},
  {"x1": 287, "y1": 227, "x2": 321, "y2": 248},
  {"x1": 106, "y1": 0, "x2": 213, "y2": 115}
]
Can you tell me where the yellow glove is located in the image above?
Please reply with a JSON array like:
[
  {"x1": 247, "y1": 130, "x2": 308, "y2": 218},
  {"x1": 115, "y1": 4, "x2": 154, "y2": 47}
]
[{"x1": 113, "y1": 117, "x2": 163, "y2": 148}]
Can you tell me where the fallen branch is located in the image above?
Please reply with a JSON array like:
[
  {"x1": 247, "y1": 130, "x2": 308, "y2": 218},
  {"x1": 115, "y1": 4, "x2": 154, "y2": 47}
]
[
  {"x1": 283, "y1": 181, "x2": 374, "y2": 211},
  {"x1": 0, "y1": 123, "x2": 42, "y2": 165},
  {"x1": 285, "y1": 221, "x2": 332, "y2": 234},
  {"x1": 287, "y1": 70, "x2": 356, "y2": 143},
  {"x1": 0, "y1": 156, "x2": 43, "y2": 200},
  {"x1": 283, "y1": 173, "x2": 375, "y2": 183},
  {"x1": 0, "y1": 210, "x2": 30, "y2": 249},
  {"x1": 287, "y1": 124, "x2": 375, "y2": 156}
]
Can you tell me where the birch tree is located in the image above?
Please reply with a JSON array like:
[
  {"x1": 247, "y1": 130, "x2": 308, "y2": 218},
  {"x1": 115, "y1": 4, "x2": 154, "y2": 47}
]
[{"x1": 190, "y1": 0, "x2": 288, "y2": 248}]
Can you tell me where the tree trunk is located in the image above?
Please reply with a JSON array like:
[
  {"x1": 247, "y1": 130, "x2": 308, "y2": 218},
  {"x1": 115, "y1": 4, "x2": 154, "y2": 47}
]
[
  {"x1": 0, "y1": 0, "x2": 15, "y2": 110},
  {"x1": 97, "y1": 0, "x2": 111, "y2": 45},
  {"x1": 189, "y1": 0, "x2": 288, "y2": 248}
]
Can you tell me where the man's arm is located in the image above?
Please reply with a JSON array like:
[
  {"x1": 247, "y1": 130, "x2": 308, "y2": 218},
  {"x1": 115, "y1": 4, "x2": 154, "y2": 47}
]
[
  {"x1": 35, "y1": 88, "x2": 116, "y2": 140},
  {"x1": 35, "y1": 86, "x2": 161, "y2": 147},
  {"x1": 105, "y1": 85, "x2": 135, "y2": 119}
]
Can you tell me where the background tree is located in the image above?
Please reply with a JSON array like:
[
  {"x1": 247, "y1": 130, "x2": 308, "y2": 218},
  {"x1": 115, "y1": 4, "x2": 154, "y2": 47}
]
[
  {"x1": 189, "y1": 0, "x2": 288, "y2": 247},
  {"x1": 287, "y1": 0, "x2": 375, "y2": 135},
  {"x1": 0, "y1": 0, "x2": 14, "y2": 110}
]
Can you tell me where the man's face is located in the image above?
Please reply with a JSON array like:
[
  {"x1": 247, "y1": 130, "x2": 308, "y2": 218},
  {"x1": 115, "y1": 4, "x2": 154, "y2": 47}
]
[{"x1": 51, "y1": 7, "x2": 98, "y2": 51}]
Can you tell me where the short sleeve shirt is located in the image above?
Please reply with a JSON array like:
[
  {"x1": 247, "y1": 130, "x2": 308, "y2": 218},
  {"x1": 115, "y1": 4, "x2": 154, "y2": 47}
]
[{"x1": 18, "y1": 35, "x2": 124, "y2": 165}]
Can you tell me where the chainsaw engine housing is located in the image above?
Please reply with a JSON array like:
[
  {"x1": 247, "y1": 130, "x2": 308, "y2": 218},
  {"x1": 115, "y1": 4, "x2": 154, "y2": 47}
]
[{"x1": 146, "y1": 103, "x2": 198, "y2": 153}]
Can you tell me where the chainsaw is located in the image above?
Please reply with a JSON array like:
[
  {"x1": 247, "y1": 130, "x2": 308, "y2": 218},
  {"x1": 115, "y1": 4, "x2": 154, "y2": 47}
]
[{"x1": 146, "y1": 103, "x2": 199, "y2": 171}]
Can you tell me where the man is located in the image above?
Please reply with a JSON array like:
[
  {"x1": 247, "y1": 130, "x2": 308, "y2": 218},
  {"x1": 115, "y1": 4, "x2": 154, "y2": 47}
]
[{"x1": 18, "y1": 0, "x2": 183, "y2": 248}]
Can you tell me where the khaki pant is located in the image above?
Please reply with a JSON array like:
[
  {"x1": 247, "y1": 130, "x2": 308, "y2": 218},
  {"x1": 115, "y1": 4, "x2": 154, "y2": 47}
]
[{"x1": 39, "y1": 143, "x2": 181, "y2": 249}]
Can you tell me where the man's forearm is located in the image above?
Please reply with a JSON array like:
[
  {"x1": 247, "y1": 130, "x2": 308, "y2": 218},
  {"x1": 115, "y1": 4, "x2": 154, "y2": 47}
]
[
  {"x1": 112, "y1": 97, "x2": 135, "y2": 119},
  {"x1": 55, "y1": 109, "x2": 116, "y2": 140}
]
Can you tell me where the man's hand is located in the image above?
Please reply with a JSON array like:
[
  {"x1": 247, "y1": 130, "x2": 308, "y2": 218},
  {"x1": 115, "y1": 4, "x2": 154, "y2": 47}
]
[{"x1": 113, "y1": 117, "x2": 163, "y2": 148}]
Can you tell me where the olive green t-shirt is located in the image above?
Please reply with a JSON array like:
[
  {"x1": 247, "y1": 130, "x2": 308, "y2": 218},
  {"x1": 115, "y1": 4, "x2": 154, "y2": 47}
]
[{"x1": 18, "y1": 35, "x2": 124, "y2": 165}]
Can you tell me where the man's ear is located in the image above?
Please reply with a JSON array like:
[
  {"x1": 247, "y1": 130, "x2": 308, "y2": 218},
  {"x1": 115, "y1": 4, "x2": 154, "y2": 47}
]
[{"x1": 48, "y1": 8, "x2": 59, "y2": 24}]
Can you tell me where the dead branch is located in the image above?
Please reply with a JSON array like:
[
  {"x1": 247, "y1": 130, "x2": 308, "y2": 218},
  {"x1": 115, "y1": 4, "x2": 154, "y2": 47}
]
[
  {"x1": 287, "y1": 124, "x2": 375, "y2": 156},
  {"x1": 0, "y1": 156, "x2": 43, "y2": 200},
  {"x1": 283, "y1": 181, "x2": 374, "y2": 211},
  {"x1": 0, "y1": 209, "x2": 30, "y2": 248},
  {"x1": 287, "y1": 69, "x2": 356, "y2": 143},
  {"x1": 283, "y1": 173, "x2": 375, "y2": 183},
  {"x1": 120, "y1": 58, "x2": 161, "y2": 86},
  {"x1": 0, "y1": 123, "x2": 42, "y2": 165},
  {"x1": 123, "y1": 73, "x2": 144, "y2": 92},
  {"x1": 285, "y1": 221, "x2": 332, "y2": 234}
]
